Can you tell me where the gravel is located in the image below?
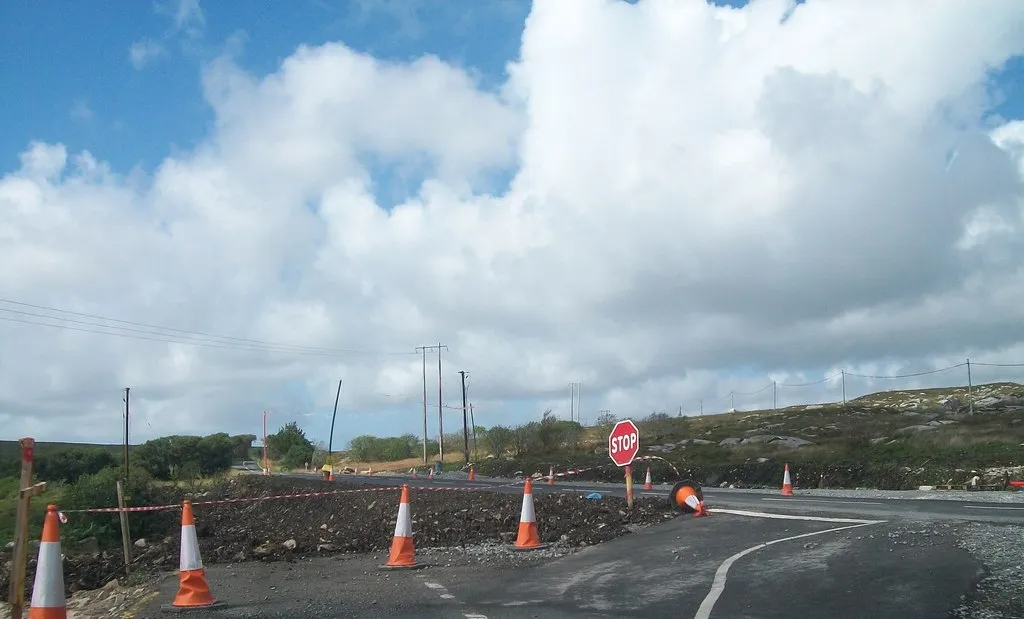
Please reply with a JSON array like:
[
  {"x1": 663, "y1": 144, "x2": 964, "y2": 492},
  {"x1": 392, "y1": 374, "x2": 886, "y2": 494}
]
[
  {"x1": 950, "y1": 522, "x2": 1024, "y2": 618},
  {"x1": 0, "y1": 475, "x2": 679, "y2": 600}
]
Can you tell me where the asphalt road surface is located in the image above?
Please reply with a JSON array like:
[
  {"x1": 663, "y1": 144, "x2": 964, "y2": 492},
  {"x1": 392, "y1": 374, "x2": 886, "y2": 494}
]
[
  {"x1": 284, "y1": 472, "x2": 1024, "y2": 524},
  {"x1": 136, "y1": 473, "x2": 1021, "y2": 617}
]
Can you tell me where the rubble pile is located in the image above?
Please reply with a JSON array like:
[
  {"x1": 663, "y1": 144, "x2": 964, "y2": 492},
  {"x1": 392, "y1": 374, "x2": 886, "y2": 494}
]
[{"x1": 1, "y1": 476, "x2": 676, "y2": 597}]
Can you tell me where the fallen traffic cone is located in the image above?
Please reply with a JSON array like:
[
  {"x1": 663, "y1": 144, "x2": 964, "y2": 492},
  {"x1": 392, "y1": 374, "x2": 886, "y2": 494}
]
[
  {"x1": 28, "y1": 504, "x2": 66, "y2": 619},
  {"x1": 168, "y1": 500, "x2": 219, "y2": 609},
  {"x1": 781, "y1": 463, "x2": 795, "y2": 496},
  {"x1": 512, "y1": 478, "x2": 549, "y2": 551},
  {"x1": 547, "y1": 465, "x2": 555, "y2": 486},
  {"x1": 380, "y1": 485, "x2": 423, "y2": 570},
  {"x1": 644, "y1": 466, "x2": 654, "y2": 490},
  {"x1": 468, "y1": 465, "x2": 476, "y2": 481},
  {"x1": 669, "y1": 480, "x2": 710, "y2": 518}
]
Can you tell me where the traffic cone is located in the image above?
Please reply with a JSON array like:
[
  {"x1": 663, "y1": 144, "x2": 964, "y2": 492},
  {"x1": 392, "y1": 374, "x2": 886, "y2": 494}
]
[
  {"x1": 669, "y1": 480, "x2": 710, "y2": 518},
  {"x1": 428, "y1": 468, "x2": 434, "y2": 480},
  {"x1": 468, "y1": 465, "x2": 476, "y2": 481},
  {"x1": 644, "y1": 466, "x2": 653, "y2": 490},
  {"x1": 781, "y1": 463, "x2": 795, "y2": 496},
  {"x1": 170, "y1": 500, "x2": 218, "y2": 609},
  {"x1": 512, "y1": 478, "x2": 548, "y2": 550},
  {"x1": 547, "y1": 465, "x2": 555, "y2": 486},
  {"x1": 380, "y1": 485, "x2": 422, "y2": 569},
  {"x1": 28, "y1": 504, "x2": 66, "y2": 619}
]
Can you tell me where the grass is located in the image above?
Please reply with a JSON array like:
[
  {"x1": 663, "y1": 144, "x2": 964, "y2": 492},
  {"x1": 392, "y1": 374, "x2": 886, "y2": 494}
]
[
  {"x1": 0, "y1": 440, "x2": 122, "y2": 460},
  {"x1": 0, "y1": 478, "x2": 64, "y2": 546}
]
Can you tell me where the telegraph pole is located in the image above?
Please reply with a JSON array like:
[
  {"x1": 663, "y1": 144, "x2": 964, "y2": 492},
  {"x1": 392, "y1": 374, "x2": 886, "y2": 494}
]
[
  {"x1": 328, "y1": 379, "x2": 342, "y2": 471},
  {"x1": 417, "y1": 343, "x2": 448, "y2": 461},
  {"x1": 459, "y1": 370, "x2": 469, "y2": 463},
  {"x1": 123, "y1": 387, "x2": 130, "y2": 479},
  {"x1": 416, "y1": 347, "x2": 428, "y2": 463}
]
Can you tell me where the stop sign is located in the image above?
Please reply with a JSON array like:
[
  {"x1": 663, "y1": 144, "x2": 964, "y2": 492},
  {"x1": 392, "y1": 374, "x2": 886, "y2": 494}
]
[{"x1": 608, "y1": 419, "x2": 640, "y2": 467}]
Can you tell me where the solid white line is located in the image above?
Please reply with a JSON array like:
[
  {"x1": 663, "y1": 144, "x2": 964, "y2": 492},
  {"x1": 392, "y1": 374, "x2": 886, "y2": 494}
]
[
  {"x1": 712, "y1": 508, "x2": 884, "y2": 524},
  {"x1": 760, "y1": 498, "x2": 884, "y2": 506},
  {"x1": 693, "y1": 521, "x2": 882, "y2": 619},
  {"x1": 464, "y1": 614, "x2": 489, "y2": 619},
  {"x1": 963, "y1": 505, "x2": 1024, "y2": 511}
]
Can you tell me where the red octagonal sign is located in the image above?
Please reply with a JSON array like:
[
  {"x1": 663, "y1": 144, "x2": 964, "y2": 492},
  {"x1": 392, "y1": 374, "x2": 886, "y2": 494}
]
[{"x1": 608, "y1": 419, "x2": 640, "y2": 467}]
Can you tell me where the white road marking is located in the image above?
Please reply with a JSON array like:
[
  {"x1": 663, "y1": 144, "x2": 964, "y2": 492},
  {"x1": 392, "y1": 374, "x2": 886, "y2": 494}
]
[
  {"x1": 465, "y1": 614, "x2": 489, "y2": 618},
  {"x1": 424, "y1": 582, "x2": 445, "y2": 590},
  {"x1": 963, "y1": 505, "x2": 1024, "y2": 511},
  {"x1": 693, "y1": 520, "x2": 883, "y2": 619},
  {"x1": 712, "y1": 508, "x2": 885, "y2": 524},
  {"x1": 441, "y1": 594, "x2": 455, "y2": 599},
  {"x1": 760, "y1": 498, "x2": 884, "y2": 506}
]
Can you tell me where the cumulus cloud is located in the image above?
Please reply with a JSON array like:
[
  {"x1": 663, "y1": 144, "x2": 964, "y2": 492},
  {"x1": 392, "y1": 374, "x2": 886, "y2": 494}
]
[
  {"x1": 3, "y1": 0, "x2": 1024, "y2": 445},
  {"x1": 129, "y1": 39, "x2": 166, "y2": 70}
]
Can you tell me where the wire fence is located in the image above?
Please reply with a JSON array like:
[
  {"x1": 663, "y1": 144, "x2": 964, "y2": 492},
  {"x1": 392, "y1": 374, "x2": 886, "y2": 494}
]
[{"x1": 685, "y1": 358, "x2": 1024, "y2": 417}]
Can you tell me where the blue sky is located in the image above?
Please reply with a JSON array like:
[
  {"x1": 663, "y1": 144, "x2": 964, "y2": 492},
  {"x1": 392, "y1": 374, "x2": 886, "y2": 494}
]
[
  {"x1": 3, "y1": 0, "x2": 1021, "y2": 180},
  {"x1": 2, "y1": 0, "x2": 1023, "y2": 447}
]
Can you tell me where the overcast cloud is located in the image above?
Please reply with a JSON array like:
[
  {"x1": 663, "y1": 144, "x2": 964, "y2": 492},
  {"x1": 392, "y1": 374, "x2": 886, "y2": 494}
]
[{"x1": 3, "y1": 0, "x2": 1024, "y2": 446}]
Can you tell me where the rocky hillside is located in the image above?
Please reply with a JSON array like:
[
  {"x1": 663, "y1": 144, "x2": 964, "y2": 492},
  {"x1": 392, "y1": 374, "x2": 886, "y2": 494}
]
[{"x1": 477, "y1": 382, "x2": 1024, "y2": 490}]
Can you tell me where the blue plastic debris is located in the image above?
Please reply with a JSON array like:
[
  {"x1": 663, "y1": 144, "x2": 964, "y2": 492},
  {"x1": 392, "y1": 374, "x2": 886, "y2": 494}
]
[{"x1": 585, "y1": 492, "x2": 603, "y2": 500}]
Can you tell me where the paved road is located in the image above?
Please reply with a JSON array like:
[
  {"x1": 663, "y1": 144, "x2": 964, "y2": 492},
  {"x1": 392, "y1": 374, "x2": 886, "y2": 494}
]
[
  {"x1": 286, "y1": 472, "x2": 1024, "y2": 524},
  {"x1": 148, "y1": 472, "x2": 1014, "y2": 617},
  {"x1": 134, "y1": 508, "x2": 986, "y2": 618}
]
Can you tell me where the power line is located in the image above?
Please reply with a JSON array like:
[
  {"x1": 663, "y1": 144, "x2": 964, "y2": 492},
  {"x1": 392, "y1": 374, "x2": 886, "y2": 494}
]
[
  {"x1": 844, "y1": 363, "x2": 966, "y2": 380},
  {"x1": 0, "y1": 299, "x2": 415, "y2": 357}
]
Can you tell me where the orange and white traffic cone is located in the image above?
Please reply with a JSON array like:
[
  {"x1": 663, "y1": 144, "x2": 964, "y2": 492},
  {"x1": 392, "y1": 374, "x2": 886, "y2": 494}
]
[
  {"x1": 781, "y1": 463, "x2": 795, "y2": 496},
  {"x1": 412, "y1": 468, "x2": 419, "y2": 479},
  {"x1": 547, "y1": 465, "x2": 555, "y2": 486},
  {"x1": 512, "y1": 478, "x2": 548, "y2": 551},
  {"x1": 28, "y1": 504, "x2": 66, "y2": 619},
  {"x1": 170, "y1": 500, "x2": 218, "y2": 609},
  {"x1": 670, "y1": 481, "x2": 710, "y2": 518},
  {"x1": 381, "y1": 485, "x2": 422, "y2": 569},
  {"x1": 468, "y1": 465, "x2": 476, "y2": 481},
  {"x1": 644, "y1": 466, "x2": 653, "y2": 490},
  {"x1": 428, "y1": 468, "x2": 434, "y2": 480}
]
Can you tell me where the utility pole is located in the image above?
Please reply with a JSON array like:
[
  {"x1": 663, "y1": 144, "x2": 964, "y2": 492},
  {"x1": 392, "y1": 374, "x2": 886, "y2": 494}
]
[
  {"x1": 328, "y1": 379, "x2": 342, "y2": 471},
  {"x1": 773, "y1": 380, "x2": 777, "y2": 411},
  {"x1": 568, "y1": 382, "x2": 582, "y2": 422},
  {"x1": 122, "y1": 387, "x2": 130, "y2": 479},
  {"x1": 417, "y1": 344, "x2": 448, "y2": 461},
  {"x1": 469, "y1": 403, "x2": 477, "y2": 458},
  {"x1": 416, "y1": 347, "x2": 428, "y2": 464},
  {"x1": 841, "y1": 370, "x2": 847, "y2": 406},
  {"x1": 967, "y1": 358, "x2": 974, "y2": 415},
  {"x1": 459, "y1": 370, "x2": 470, "y2": 463}
]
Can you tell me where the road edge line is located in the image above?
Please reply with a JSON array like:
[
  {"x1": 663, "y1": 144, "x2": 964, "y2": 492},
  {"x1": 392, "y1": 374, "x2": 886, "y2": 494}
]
[
  {"x1": 693, "y1": 520, "x2": 884, "y2": 619},
  {"x1": 710, "y1": 508, "x2": 884, "y2": 524}
]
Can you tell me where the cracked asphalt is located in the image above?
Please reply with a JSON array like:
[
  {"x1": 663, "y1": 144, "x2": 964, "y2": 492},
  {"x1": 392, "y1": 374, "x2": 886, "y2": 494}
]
[{"x1": 130, "y1": 509, "x2": 1008, "y2": 619}]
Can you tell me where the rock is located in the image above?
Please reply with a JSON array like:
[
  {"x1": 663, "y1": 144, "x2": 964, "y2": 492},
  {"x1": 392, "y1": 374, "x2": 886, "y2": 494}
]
[
  {"x1": 942, "y1": 396, "x2": 963, "y2": 412},
  {"x1": 740, "y1": 435, "x2": 813, "y2": 449},
  {"x1": 689, "y1": 439, "x2": 714, "y2": 445},
  {"x1": 719, "y1": 438, "x2": 742, "y2": 446},
  {"x1": 895, "y1": 425, "x2": 937, "y2": 435},
  {"x1": 804, "y1": 404, "x2": 824, "y2": 410},
  {"x1": 133, "y1": 539, "x2": 147, "y2": 549},
  {"x1": 870, "y1": 437, "x2": 889, "y2": 444}
]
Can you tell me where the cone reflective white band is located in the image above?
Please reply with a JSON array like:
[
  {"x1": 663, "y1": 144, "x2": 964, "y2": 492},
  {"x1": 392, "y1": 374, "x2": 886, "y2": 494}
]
[
  {"x1": 520, "y1": 492, "x2": 536, "y2": 523},
  {"x1": 784, "y1": 469, "x2": 792, "y2": 485},
  {"x1": 684, "y1": 494, "x2": 701, "y2": 511},
  {"x1": 394, "y1": 502, "x2": 412, "y2": 537},
  {"x1": 180, "y1": 524, "x2": 204, "y2": 572},
  {"x1": 30, "y1": 541, "x2": 64, "y2": 609}
]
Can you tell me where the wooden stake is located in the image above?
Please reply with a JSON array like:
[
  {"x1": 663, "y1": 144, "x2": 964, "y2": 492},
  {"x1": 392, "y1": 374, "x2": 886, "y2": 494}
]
[
  {"x1": 624, "y1": 464, "x2": 634, "y2": 509},
  {"x1": 8, "y1": 438, "x2": 37, "y2": 619},
  {"x1": 117, "y1": 480, "x2": 132, "y2": 575}
]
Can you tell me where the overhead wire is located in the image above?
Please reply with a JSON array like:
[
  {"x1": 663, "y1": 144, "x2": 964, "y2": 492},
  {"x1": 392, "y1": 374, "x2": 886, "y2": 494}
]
[{"x1": 0, "y1": 298, "x2": 417, "y2": 357}]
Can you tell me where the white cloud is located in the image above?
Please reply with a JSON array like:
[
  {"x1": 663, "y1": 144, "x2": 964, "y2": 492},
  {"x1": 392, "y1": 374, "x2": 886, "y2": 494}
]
[
  {"x1": 70, "y1": 99, "x2": 94, "y2": 122},
  {"x1": 129, "y1": 39, "x2": 166, "y2": 70},
  {"x1": 3, "y1": 0, "x2": 1024, "y2": 446}
]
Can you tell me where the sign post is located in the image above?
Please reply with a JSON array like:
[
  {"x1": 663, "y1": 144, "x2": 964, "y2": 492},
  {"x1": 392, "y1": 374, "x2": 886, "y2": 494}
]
[{"x1": 608, "y1": 420, "x2": 640, "y2": 509}]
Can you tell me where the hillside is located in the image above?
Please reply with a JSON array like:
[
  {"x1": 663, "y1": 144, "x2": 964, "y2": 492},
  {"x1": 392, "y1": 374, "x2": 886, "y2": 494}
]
[
  {"x1": 472, "y1": 382, "x2": 1024, "y2": 490},
  {"x1": 0, "y1": 440, "x2": 123, "y2": 460}
]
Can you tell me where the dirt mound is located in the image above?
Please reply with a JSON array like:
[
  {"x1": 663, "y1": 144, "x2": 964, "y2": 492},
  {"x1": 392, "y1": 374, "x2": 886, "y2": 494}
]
[{"x1": 1, "y1": 476, "x2": 677, "y2": 597}]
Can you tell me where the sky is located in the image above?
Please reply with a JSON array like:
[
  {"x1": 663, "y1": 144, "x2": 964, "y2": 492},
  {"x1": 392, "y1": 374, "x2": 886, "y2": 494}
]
[{"x1": 2, "y1": 0, "x2": 1024, "y2": 450}]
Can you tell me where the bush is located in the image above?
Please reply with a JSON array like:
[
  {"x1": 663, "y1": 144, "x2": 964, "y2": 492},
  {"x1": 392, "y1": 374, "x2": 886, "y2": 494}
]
[{"x1": 60, "y1": 467, "x2": 177, "y2": 547}]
